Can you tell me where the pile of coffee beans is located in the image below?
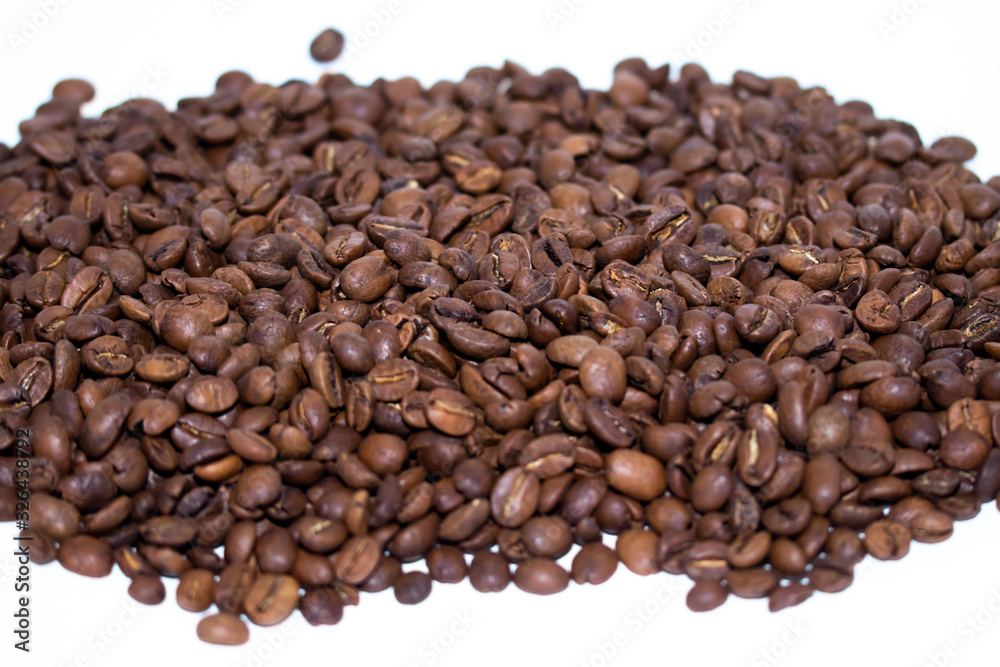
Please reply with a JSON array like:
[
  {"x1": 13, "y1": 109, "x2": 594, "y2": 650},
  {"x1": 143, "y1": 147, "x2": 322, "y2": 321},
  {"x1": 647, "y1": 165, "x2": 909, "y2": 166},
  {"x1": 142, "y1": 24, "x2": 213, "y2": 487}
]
[{"x1": 1, "y1": 41, "x2": 1000, "y2": 645}]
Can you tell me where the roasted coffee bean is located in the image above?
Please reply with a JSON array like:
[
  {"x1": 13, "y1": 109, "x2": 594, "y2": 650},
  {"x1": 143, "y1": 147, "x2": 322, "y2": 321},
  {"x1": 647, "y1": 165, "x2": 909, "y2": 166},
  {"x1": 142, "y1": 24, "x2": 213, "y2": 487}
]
[
  {"x1": 768, "y1": 582, "x2": 813, "y2": 612},
  {"x1": 491, "y1": 467, "x2": 540, "y2": 528},
  {"x1": 864, "y1": 520, "x2": 912, "y2": 560},
  {"x1": 686, "y1": 580, "x2": 728, "y2": 612},
  {"x1": 469, "y1": 552, "x2": 511, "y2": 593},
  {"x1": 128, "y1": 575, "x2": 166, "y2": 605},
  {"x1": 940, "y1": 429, "x2": 991, "y2": 470},
  {"x1": 579, "y1": 346, "x2": 627, "y2": 403},
  {"x1": 57, "y1": 535, "x2": 113, "y2": 577},
  {"x1": 309, "y1": 28, "x2": 344, "y2": 63},
  {"x1": 571, "y1": 542, "x2": 618, "y2": 585},
  {"x1": 177, "y1": 569, "x2": 216, "y2": 612},
  {"x1": 605, "y1": 449, "x2": 666, "y2": 501},
  {"x1": 243, "y1": 574, "x2": 299, "y2": 626},
  {"x1": 301, "y1": 588, "x2": 346, "y2": 625},
  {"x1": 394, "y1": 571, "x2": 433, "y2": 604},
  {"x1": 513, "y1": 558, "x2": 570, "y2": 595},
  {"x1": 911, "y1": 510, "x2": 954, "y2": 543},
  {"x1": 197, "y1": 613, "x2": 249, "y2": 646},
  {"x1": 617, "y1": 529, "x2": 661, "y2": 575}
]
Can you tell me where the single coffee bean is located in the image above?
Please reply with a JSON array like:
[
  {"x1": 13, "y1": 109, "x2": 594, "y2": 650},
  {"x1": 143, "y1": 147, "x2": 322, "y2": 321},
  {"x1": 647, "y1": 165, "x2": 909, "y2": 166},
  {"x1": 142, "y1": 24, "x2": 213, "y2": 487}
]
[
  {"x1": 394, "y1": 571, "x2": 433, "y2": 605},
  {"x1": 605, "y1": 449, "x2": 666, "y2": 501},
  {"x1": 864, "y1": 520, "x2": 912, "y2": 560},
  {"x1": 490, "y1": 467, "x2": 541, "y2": 528},
  {"x1": 243, "y1": 574, "x2": 299, "y2": 626},
  {"x1": 686, "y1": 580, "x2": 728, "y2": 612},
  {"x1": 128, "y1": 575, "x2": 166, "y2": 605},
  {"x1": 572, "y1": 542, "x2": 618, "y2": 585},
  {"x1": 513, "y1": 558, "x2": 570, "y2": 595},
  {"x1": 939, "y1": 429, "x2": 990, "y2": 470},
  {"x1": 469, "y1": 552, "x2": 511, "y2": 593},
  {"x1": 579, "y1": 346, "x2": 627, "y2": 403},
  {"x1": 768, "y1": 582, "x2": 813, "y2": 612},
  {"x1": 177, "y1": 569, "x2": 216, "y2": 612},
  {"x1": 57, "y1": 535, "x2": 112, "y2": 577},
  {"x1": 197, "y1": 613, "x2": 249, "y2": 646},
  {"x1": 911, "y1": 510, "x2": 954, "y2": 543},
  {"x1": 809, "y1": 556, "x2": 854, "y2": 593}
]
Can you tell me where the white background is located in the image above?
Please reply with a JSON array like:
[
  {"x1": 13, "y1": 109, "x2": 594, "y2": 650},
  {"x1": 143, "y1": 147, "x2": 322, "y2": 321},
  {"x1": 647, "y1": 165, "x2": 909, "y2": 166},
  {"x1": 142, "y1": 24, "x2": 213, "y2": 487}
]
[{"x1": 3, "y1": 0, "x2": 1000, "y2": 666}]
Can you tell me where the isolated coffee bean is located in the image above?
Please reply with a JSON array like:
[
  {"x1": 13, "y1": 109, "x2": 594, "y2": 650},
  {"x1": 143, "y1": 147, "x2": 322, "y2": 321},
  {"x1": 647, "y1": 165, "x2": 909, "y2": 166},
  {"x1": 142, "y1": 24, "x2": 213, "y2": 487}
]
[
  {"x1": 310, "y1": 28, "x2": 345, "y2": 62},
  {"x1": 514, "y1": 558, "x2": 570, "y2": 595},
  {"x1": 197, "y1": 613, "x2": 249, "y2": 646}
]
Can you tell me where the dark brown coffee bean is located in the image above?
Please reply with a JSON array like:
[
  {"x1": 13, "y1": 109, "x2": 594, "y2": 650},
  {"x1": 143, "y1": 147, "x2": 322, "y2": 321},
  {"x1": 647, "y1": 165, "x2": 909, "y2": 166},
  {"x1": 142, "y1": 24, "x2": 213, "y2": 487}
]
[
  {"x1": 513, "y1": 558, "x2": 570, "y2": 595},
  {"x1": 197, "y1": 613, "x2": 249, "y2": 646},
  {"x1": 469, "y1": 552, "x2": 511, "y2": 593},
  {"x1": 309, "y1": 28, "x2": 344, "y2": 63},
  {"x1": 940, "y1": 429, "x2": 990, "y2": 470},
  {"x1": 605, "y1": 449, "x2": 665, "y2": 501},
  {"x1": 687, "y1": 580, "x2": 728, "y2": 612},
  {"x1": 394, "y1": 571, "x2": 433, "y2": 604},
  {"x1": 58, "y1": 535, "x2": 113, "y2": 577},
  {"x1": 128, "y1": 575, "x2": 166, "y2": 605},
  {"x1": 491, "y1": 467, "x2": 540, "y2": 528},
  {"x1": 243, "y1": 574, "x2": 299, "y2": 626},
  {"x1": 571, "y1": 542, "x2": 618, "y2": 585},
  {"x1": 300, "y1": 588, "x2": 346, "y2": 626},
  {"x1": 177, "y1": 569, "x2": 216, "y2": 612},
  {"x1": 864, "y1": 520, "x2": 912, "y2": 560},
  {"x1": 768, "y1": 582, "x2": 813, "y2": 612},
  {"x1": 579, "y1": 346, "x2": 627, "y2": 403},
  {"x1": 617, "y1": 529, "x2": 661, "y2": 576}
]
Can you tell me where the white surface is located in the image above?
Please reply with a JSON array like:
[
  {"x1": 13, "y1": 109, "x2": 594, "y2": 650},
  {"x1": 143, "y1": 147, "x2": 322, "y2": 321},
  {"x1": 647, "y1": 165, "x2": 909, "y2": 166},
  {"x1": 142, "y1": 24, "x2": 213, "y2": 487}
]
[{"x1": 3, "y1": 0, "x2": 1000, "y2": 665}]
